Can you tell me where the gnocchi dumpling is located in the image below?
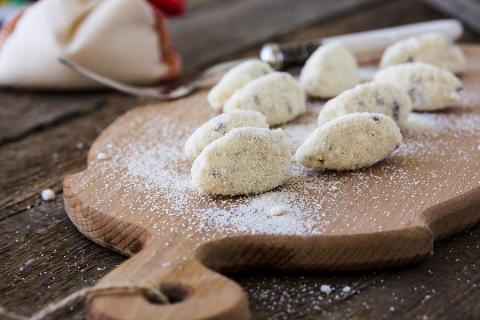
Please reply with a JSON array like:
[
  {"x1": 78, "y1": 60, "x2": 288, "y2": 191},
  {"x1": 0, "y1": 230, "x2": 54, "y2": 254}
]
[
  {"x1": 192, "y1": 127, "x2": 291, "y2": 196},
  {"x1": 296, "y1": 113, "x2": 402, "y2": 170},
  {"x1": 375, "y1": 62, "x2": 463, "y2": 111},
  {"x1": 317, "y1": 82, "x2": 412, "y2": 129},
  {"x1": 185, "y1": 110, "x2": 268, "y2": 160},
  {"x1": 224, "y1": 72, "x2": 306, "y2": 126},
  {"x1": 300, "y1": 42, "x2": 360, "y2": 98},
  {"x1": 380, "y1": 33, "x2": 466, "y2": 74},
  {"x1": 208, "y1": 59, "x2": 274, "y2": 111}
]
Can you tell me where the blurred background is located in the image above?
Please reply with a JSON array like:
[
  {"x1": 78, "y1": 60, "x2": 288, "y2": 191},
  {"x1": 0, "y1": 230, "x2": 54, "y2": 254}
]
[
  {"x1": 0, "y1": 0, "x2": 35, "y2": 24},
  {"x1": 1, "y1": 1, "x2": 480, "y2": 320}
]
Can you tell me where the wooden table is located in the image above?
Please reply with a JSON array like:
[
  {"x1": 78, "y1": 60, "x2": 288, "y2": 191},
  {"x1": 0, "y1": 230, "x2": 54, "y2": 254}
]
[{"x1": 1, "y1": 0, "x2": 479, "y2": 319}]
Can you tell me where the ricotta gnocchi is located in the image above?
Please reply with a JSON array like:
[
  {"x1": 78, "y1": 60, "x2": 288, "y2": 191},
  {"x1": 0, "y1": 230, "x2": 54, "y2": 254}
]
[
  {"x1": 300, "y1": 42, "x2": 360, "y2": 98},
  {"x1": 380, "y1": 33, "x2": 466, "y2": 74},
  {"x1": 208, "y1": 59, "x2": 274, "y2": 111},
  {"x1": 192, "y1": 128, "x2": 291, "y2": 195},
  {"x1": 296, "y1": 113, "x2": 402, "y2": 170},
  {"x1": 185, "y1": 110, "x2": 268, "y2": 160},
  {"x1": 375, "y1": 62, "x2": 463, "y2": 110},
  {"x1": 317, "y1": 82, "x2": 411, "y2": 129},
  {"x1": 224, "y1": 72, "x2": 306, "y2": 126}
]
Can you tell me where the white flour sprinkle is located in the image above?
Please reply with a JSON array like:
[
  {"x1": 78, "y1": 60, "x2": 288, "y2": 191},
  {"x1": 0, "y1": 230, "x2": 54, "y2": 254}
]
[
  {"x1": 270, "y1": 206, "x2": 287, "y2": 216},
  {"x1": 125, "y1": 144, "x2": 191, "y2": 195},
  {"x1": 96, "y1": 152, "x2": 109, "y2": 160},
  {"x1": 283, "y1": 121, "x2": 317, "y2": 149},
  {"x1": 41, "y1": 189, "x2": 56, "y2": 201},
  {"x1": 342, "y1": 286, "x2": 352, "y2": 293},
  {"x1": 200, "y1": 192, "x2": 322, "y2": 235},
  {"x1": 320, "y1": 284, "x2": 332, "y2": 294},
  {"x1": 77, "y1": 104, "x2": 480, "y2": 244},
  {"x1": 19, "y1": 258, "x2": 35, "y2": 272}
]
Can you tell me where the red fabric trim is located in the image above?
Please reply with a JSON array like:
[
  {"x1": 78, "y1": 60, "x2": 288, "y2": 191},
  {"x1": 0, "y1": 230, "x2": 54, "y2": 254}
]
[
  {"x1": 147, "y1": 0, "x2": 186, "y2": 16},
  {"x1": 0, "y1": 8, "x2": 27, "y2": 50},
  {"x1": 153, "y1": 8, "x2": 182, "y2": 80}
]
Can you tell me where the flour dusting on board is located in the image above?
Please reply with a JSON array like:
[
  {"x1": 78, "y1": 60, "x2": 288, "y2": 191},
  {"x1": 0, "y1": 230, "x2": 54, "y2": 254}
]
[
  {"x1": 78, "y1": 103, "x2": 480, "y2": 243},
  {"x1": 202, "y1": 192, "x2": 321, "y2": 235}
]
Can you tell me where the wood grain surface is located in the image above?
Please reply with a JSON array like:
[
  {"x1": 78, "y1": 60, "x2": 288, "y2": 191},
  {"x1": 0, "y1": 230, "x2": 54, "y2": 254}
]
[
  {"x1": 2, "y1": 1, "x2": 480, "y2": 320},
  {"x1": 168, "y1": 0, "x2": 382, "y2": 71},
  {"x1": 62, "y1": 45, "x2": 480, "y2": 319},
  {"x1": 425, "y1": 0, "x2": 480, "y2": 35}
]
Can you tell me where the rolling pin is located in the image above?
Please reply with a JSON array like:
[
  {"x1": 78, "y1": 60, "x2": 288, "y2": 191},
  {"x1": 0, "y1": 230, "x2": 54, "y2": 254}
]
[{"x1": 261, "y1": 19, "x2": 463, "y2": 69}]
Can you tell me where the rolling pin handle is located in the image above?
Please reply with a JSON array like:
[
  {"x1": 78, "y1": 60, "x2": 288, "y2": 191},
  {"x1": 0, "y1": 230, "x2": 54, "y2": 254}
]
[
  {"x1": 261, "y1": 19, "x2": 463, "y2": 68},
  {"x1": 260, "y1": 41, "x2": 321, "y2": 70}
]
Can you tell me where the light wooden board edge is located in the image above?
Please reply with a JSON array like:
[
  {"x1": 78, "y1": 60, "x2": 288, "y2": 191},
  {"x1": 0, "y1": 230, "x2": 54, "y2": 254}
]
[
  {"x1": 63, "y1": 171, "x2": 480, "y2": 320},
  {"x1": 62, "y1": 44, "x2": 480, "y2": 320}
]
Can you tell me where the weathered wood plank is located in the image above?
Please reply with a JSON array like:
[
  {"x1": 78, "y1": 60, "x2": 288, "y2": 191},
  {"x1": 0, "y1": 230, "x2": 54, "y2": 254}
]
[
  {"x1": 2, "y1": 194, "x2": 479, "y2": 319},
  {"x1": 1, "y1": 0, "x2": 480, "y2": 319},
  {"x1": 168, "y1": 0, "x2": 384, "y2": 70},
  {"x1": 0, "y1": 91, "x2": 107, "y2": 144},
  {"x1": 281, "y1": 0, "x2": 446, "y2": 43},
  {"x1": 0, "y1": 201, "x2": 124, "y2": 317},
  {"x1": 0, "y1": 95, "x2": 137, "y2": 216},
  {"x1": 425, "y1": 0, "x2": 480, "y2": 35},
  {"x1": 238, "y1": 227, "x2": 480, "y2": 319}
]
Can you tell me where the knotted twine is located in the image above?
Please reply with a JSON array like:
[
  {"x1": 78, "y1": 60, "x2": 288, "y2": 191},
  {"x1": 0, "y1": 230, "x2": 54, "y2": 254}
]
[{"x1": 0, "y1": 284, "x2": 170, "y2": 320}]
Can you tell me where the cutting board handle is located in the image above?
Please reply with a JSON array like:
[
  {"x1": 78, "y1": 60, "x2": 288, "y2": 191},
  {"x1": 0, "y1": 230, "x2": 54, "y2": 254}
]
[{"x1": 86, "y1": 242, "x2": 250, "y2": 320}]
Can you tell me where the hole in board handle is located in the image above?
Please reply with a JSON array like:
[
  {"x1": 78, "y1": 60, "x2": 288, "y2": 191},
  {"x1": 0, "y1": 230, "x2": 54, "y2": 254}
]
[{"x1": 144, "y1": 282, "x2": 193, "y2": 304}]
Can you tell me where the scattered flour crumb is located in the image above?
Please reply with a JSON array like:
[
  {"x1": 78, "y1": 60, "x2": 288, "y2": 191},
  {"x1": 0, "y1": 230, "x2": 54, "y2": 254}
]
[
  {"x1": 342, "y1": 286, "x2": 352, "y2": 293},
  {"x1": 320, "y1": 284, "x2": 332, "y2": 294},
  {"x1": 41, "y1": 189, "x2": 56, "y2": 201},
  {"x1": 96, "y1": 152, "x2": 109, "y2": 160},
  {"x1": 269, "y1": 206, "x2": 287, "y2": 216},
  {"x1": 19, "y1": 258, "x2": 35, "y2": 272},
  {"x1": 76, "y1": 142, "x2": 84, "y2": 149}
]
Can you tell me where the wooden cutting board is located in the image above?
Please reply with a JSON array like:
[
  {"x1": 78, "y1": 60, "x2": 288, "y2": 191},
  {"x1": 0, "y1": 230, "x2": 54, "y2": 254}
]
[{"x1": 63, "y1": 45, "x2": 480, "y2": 320}]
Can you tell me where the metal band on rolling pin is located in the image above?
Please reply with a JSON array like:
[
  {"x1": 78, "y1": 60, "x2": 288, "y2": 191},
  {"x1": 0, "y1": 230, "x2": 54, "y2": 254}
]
[
  {"x1": 261, "y1": 19, "x2": 463, "y2": 70},
  {"x1": 260, "y1": 41, "x2": 321, "y2": 70}
]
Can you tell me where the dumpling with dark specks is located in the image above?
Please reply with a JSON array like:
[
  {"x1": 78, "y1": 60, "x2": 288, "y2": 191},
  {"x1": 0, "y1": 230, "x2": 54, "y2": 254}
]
[
  {"x1": 192, "y1": 128, "x2": 291, "y2": 196},
  {"x1": 296, "y1": 113, "x2": 402, "y2": 170},
  {"x1": 185, "y1": 110, "x2": 268, "y2": 160},
  {"x1": 300, "y1": 42, "x2": 360, "y2": 98},
  {"x1": 208, "y1": 60, "x2": 274, "y2": 111},
  {"x1": 375, "y1": 62, "x2": 463, "y2": 111},
  {"x1": 380, "y1": 33, "x2": 466, "y2": 74},
  {"x1": 224, "y1": 72, "x2": 306, "y2": 126},
  {"x1": 318, "y1": 82, "x2": 411, "y2": 129}
]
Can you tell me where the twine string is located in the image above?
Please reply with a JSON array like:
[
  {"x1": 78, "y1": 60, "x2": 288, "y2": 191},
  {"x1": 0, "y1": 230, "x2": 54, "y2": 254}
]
[{"x1": 0, "y1": 284, "x2": 170, "y2": 320}]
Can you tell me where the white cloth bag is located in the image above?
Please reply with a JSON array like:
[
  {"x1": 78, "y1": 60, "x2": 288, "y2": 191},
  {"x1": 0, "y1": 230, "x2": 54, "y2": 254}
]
[{"x1": 0, "y1": 0, "x2": 181, "y2": 88}]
